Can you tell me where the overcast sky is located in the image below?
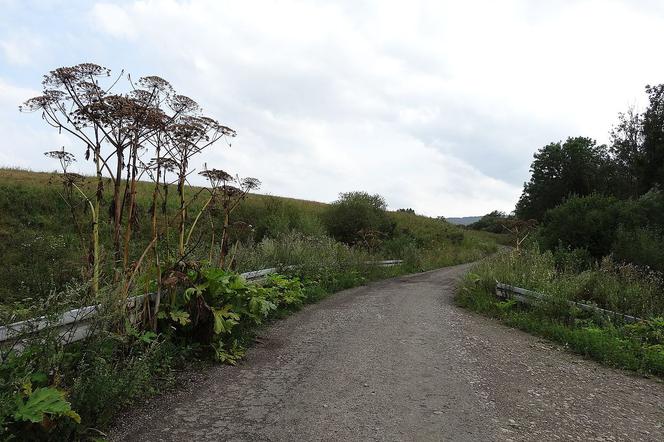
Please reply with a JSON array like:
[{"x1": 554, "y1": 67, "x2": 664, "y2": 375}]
[{"x1": 1, "y1": 0, "x2": 663, "y2": 217}]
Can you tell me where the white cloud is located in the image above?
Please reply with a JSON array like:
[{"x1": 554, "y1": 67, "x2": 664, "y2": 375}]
[
  {"x1": 2, "y1": 0, "x2": 664, "y2": 216},
  {"x1": 0, "y1": 31, "x2": 43, "y2": 66},
  {"x1": 90, "y1": 3, "x2": 137, "y2": 39},
  {"x1": 0, "y1": 78, "x2": 73, "y2": 169},
  {"x1": 82, "y1": 0, "x2": 534, "y2": 215}
]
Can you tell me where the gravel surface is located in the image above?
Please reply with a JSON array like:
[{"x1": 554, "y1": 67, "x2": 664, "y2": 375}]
[{"x1": 111, "y1": 264, "x2": 664, "y2": 441}]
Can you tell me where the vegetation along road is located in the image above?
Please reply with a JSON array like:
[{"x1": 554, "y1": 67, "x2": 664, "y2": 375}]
[{"x1": 112, "y1": 263, "x2": 664, "y2": 441}]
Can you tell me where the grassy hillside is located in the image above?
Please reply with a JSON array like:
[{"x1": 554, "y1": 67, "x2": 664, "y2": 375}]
[{"x1": 0, "y1": 168, "x2": 499, "y2": 305}]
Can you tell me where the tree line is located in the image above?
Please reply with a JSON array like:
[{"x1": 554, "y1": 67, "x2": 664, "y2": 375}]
[
  {"x1": 515, "y1": 84, "x2": 664, "y2": 221},
  {"x1": 472, "y1": 83, "x2": 664, "y2": 271}
]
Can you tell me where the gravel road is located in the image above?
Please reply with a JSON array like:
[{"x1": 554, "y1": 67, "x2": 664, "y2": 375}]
[{"x1": 111, "y1": 263, "x2": 664, "y2": 441}]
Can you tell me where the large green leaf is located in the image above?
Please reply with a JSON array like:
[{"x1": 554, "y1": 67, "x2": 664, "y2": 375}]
[
  {"x1": 169, "y1": 310, "x2": 191, "y2": 326},
  {"x1": 212, "y1": 305, "x2": 240, "y2": 334},
  {"x1": 14, "y1": 387, "x2": 81, "y2": 424}
]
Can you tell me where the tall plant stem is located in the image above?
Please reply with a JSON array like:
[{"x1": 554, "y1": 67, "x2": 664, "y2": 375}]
[
  {"x1": 185, "y1": 193, "x2": 214, "y2": 249},
  {"x1": 71, "y1": 181, "x2": 99, "y2": 297},
  {"x1": 122, "y1": 142, "x2": 139, "y2": 270},
  {"x1": 121, "y1": 236, "x2": 158, "y2": 300},
  {"x1": 178, "y1": 175, "x2": 186, "y2": 257},
  {"x1": 150, "y1": 160, "x2": 162, "y2": 331},
  {"x1": 218, "y1": 211, "x2": 230, "y2": 268}
]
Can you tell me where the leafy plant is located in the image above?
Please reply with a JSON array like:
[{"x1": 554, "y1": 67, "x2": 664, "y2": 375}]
[
  {"x1": 13, "y1": 387, "x2": 80, "y2": 425},
  {"x1": 158, "y1": 268, "x2": 304, "y2": 362}
]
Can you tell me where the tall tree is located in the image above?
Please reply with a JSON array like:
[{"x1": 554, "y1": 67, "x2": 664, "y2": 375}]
[
  {"x1": 641, "y1": 84, "x2": 664, "y2": 191},
  {"x1": 515, "y1": 137, "x2": 611, "y2": 220},
  {"x1": 608, "y1": 84, "x2": 664, "y2": 196},
  {"x1": 608, "y1": 107, "x2": 643, "y2": 197}
]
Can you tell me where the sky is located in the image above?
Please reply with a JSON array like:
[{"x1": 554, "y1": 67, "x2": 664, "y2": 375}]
[{"x1": 1, "y1": 0, "x2": 663, "y2": 217}]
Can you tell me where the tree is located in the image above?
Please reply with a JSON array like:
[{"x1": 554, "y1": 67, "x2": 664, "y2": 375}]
[
  {"x1": 609, "y1": 107, "x2": 644, "y2": 197},
  {"x1": 515, "y1": 137, "x2": 611, "y2": 220},
  {"x1": 467, "y1": 210, "x2": 508, "y2": 233},
  {"x1": 608, "y1": 84, "x2": 664, "y2": 196},
  {"x1": 640, "y1": 84, "x2": 664, "y2": 191},
  {"x1": 323, "y1": 191, "x2": 395, "y2": 245}
]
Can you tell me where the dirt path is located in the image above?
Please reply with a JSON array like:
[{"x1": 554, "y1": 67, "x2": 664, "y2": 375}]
[{"x1": 111, "y1": 264, "x2": 664, "y2": 441}]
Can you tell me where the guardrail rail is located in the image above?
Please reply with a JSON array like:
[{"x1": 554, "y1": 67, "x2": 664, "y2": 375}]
[
  {"x1": 495, "y1": 282, "x2": 642, "y2": 324},
  {"x1": 1, "y1": 260, "x2": 403, "y2": 347}
]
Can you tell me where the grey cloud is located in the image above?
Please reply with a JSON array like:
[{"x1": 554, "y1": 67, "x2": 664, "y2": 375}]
[{"x1": 2, "y1": 0, "x2": 664, "y2": 217}]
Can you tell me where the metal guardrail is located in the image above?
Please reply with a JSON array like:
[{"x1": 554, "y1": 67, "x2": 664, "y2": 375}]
[
  {"x1": 0, "y1": 260, "x2": 403, "y2": 346},
  {"x1": 365, "y1": 259, "x2": 403, "y2": 267},
  {"x1": 495, "y1": 282, "x2": 642, "y2": 324}
]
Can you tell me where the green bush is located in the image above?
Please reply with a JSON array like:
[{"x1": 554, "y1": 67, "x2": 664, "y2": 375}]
[
  {"x1": 537, "y1": 191, "x2": 664, "y2": 271},
  {"x1": 612, "y1": 226, "x2": 664, "y2": 272},
  {"x1": 322, "y1": 191, "x2": 395, "y2": 245},
  {"x1": 539, "y1": 194, "x2": 628, "y2": 257},
  {"x1": 468, "y1": 210, "x2": 510, "y2": 233},
  {"x1": 0, "y1": 328, "x2": 185, "y2": 440},
  {"x1": 552, "y1": 246, "x2": 593, "y2": 273}
]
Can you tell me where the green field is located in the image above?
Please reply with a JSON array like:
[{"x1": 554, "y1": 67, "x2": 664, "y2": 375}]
[{"x1": 0, "y1": 167, "x2": 501, "y2": 308}]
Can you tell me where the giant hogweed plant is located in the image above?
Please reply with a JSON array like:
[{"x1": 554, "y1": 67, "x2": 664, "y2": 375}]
[
  {"x1": 157, "y1": 268, "x2": 304, "y2": 363},
  {"x1": 25, "y1": 63, "x2": 237, "y2": 301}
]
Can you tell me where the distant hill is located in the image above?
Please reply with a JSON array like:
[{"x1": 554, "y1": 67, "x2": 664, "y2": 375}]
[{"x1": 445, "y1": 216, "x2": 482, "y2": 226}]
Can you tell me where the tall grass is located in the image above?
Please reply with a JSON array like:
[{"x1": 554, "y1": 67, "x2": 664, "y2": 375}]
[
  {"x1": 458, "y1": 247, "x2": 664, "y2": 375},
  {"x1": 0, "y1": 168, "x2": 499, "y2": 306},
  {"x1": 463, "y1": 247, "x2": 664, "y2": 317}
]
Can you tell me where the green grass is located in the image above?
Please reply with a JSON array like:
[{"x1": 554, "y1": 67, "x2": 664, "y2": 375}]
[
  {"x1": 457, "y1": 248, "x2": 664, "y2": 376},
  {"x1": 0, "y1": 166, "x2": 507, "y2": 439},
  {"x1": 0, "y1": 167, "x2": 502, "y2": 310}
]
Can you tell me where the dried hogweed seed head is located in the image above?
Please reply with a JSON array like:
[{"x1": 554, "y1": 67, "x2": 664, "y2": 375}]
[
  {"x1": 74, "y1": 63, "x2": 111, "y2": 77},
  {"x1": 63, "y1": 172, "x2": 85, "y2": 185},
  {"x1": 199, "y1": 168, "x2": 233, "y2": 187},
  {"x1": 20, "y1": 90, "x2": 66, "y2": 112},
  {"x1": 220, "y1": 185, "x2": 242, "y2": 197},
  {"x1": 138, "y1": 76, "x2": 174, "y2": 95},
  {"x1": 44, "y1": 149, "x2": 76, "y2": 163},
  {"x1": 169, "y1": 94, "x2": 200, "y2": 114},
  {"x1": 145, "y1": 157, "x2": 179, "y2": 173},
  {"x1": 241, "y1": 177, "x2": 261, "y2": 191}
]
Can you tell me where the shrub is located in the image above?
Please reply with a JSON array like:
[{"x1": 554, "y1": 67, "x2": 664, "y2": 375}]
[
  {"x1": 552, "y1": 246, "x2": 593, "y2": 273},
  {"x1": 538, "y1": 190, "x2": 664, "y2": 266},
  {"x1": 539, "y1": 194, "x2": 627, "y2": 257},
  {"x1": 468, "y1": 210, "x2": 509, "y2": 233},
  {"x1": 612, "y1": 226, "x2": 664, "y2": 272},
  {"x1": 322, "y1": 191, "x2": 395, "y2": 245}
]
